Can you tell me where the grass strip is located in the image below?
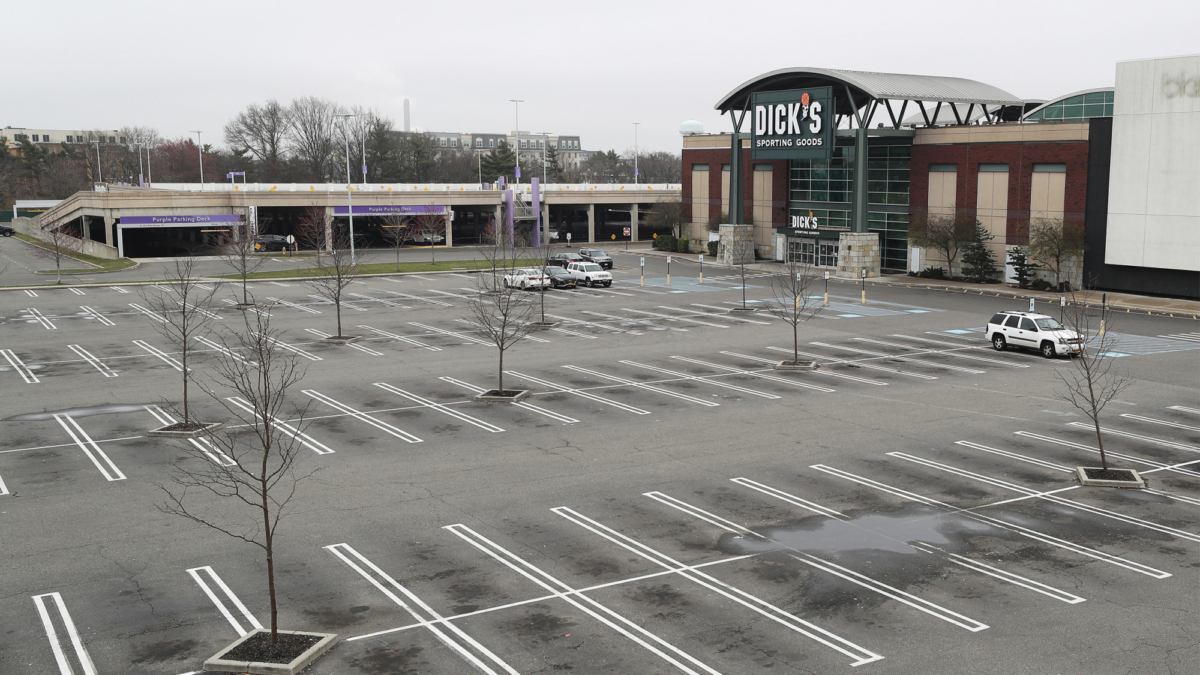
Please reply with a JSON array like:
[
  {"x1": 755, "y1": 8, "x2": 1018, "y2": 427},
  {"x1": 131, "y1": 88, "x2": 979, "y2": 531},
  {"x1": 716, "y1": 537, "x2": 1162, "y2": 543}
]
[{"x1": 215, "y1": 258, "x2": 545, "y2": 280}]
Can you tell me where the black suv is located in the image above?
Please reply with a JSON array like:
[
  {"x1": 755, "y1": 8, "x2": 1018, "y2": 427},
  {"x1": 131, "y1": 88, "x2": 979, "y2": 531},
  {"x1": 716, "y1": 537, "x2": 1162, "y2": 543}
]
[
  {"x1": 0, "y1": 224, "x2": 15, "y2": 237},
  {"x1": 253, "y1": 234, "x2": 289, "y2": 252},
  {"x1": 579, "y1": 248, "x2": 613, "y2": 269}
]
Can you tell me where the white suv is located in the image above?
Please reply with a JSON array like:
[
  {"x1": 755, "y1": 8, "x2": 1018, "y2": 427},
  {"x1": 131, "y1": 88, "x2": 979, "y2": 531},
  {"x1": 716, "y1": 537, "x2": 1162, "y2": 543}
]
[
  {"x1": 565, "y1": 261, "x2": 612, "y2": 287},
  {"x1": 987, "y1": 311, "x2": 1083, "y2": 358}
]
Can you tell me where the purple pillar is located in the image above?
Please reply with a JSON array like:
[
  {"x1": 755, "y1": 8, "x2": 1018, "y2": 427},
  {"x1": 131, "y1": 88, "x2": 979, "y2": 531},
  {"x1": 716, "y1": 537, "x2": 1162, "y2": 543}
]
[
  {"x1": 504, "y1": 189, "x2": 514, "y2": 247},
  {"x1": 531, "y1": 178, "x2": 541, "y2": 249}
]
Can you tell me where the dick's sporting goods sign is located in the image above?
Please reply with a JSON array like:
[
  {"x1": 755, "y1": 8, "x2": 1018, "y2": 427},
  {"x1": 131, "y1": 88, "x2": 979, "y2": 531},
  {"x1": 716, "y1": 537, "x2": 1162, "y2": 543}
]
[{"x1": 751, "y1": 87, "x2": 833, "y2": 160}]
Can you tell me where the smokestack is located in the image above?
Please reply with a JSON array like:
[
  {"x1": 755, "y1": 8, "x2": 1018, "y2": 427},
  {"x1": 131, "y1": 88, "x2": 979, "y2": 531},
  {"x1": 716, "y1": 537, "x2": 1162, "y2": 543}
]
[{"x1": 403, "y1": 99, "x2": 410, "y2": 132}]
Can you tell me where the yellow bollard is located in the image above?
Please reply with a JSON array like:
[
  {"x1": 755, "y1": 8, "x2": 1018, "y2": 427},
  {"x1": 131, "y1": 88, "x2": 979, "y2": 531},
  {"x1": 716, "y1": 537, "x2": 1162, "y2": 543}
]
[
  {"x1": 823, "y1": 293, "x2": 828, "y2": 307},
  {"x1": 861, "y1": 290, "x2": 866, "y2": 305},
  {"x1": 795, "y1": 295, "x2": 800, "y2": 310},
  {"x1": 640, "y1": 274, "x2": 644, "y2": 288},
  {"x1": 1099, "y1": 320, "x2": 1106, "y2": 336},
  {"x1": 667, "y1": 273, "x2": 671, "y2": 286}
]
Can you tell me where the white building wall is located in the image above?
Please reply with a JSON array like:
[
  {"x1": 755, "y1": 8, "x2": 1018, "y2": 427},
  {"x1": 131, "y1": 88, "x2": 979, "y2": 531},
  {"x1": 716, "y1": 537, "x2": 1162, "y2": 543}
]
[{"x1": 1106, "y1": 54, "x2": 1200, "y2": 272}]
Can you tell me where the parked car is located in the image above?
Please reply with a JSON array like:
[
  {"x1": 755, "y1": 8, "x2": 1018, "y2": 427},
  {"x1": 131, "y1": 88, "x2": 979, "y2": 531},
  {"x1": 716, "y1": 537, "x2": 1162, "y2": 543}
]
[
  {"x1": 548, "y1": 252, "x2": 584, "y2": 267},
  {"x1": 503, "y1": 267, "x2": 550, "y2": 290},
  {"x1": 413, "y1": 232, "x2": 445, "y2": 244},
  {"x1": 0, "y1": 224, "x2": 14, "y2": 237},
  {"x1": 987, "y1": 311, "x2": 1083, "y2": 358},
  {"x1": 541, "y1": 265, "x2": 577, "y2": 289},
  {"x1": 253, "y1": 234, "x2": 289, "y2": 252},
  {"x1": 564, "y1": 261, "x2": 612, "y2": 287},
  {"x1": 579, "y1": 248, "x2": 613, "y2": 269}
]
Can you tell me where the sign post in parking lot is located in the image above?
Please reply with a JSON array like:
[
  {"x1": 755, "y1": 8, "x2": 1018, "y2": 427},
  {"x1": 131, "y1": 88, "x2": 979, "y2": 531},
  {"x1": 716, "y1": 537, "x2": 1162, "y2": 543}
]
[
  {"x1": 861, "y1": 268, "x2": 867, "y2": 305},
  {"x1": 1029, "y1": 297, "x2": 1036, "y2": 312},
  {"x1": 824, "y1": 270, "x2": 830, "y2": 307},
  {"x1": 698, "y1": 254, "x2": 704, "y2": 283},
  {"x1": 666, "y1": 256, "x2": 671, "y2": 285},
  {"x1": 640, "y1": 257, "x2": 644, "y2": 287}
]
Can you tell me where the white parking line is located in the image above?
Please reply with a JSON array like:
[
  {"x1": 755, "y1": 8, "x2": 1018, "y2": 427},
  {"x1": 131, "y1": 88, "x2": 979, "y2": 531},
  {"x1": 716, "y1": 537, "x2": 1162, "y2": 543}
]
[
  {"x1": 1119, "y1": 414, "x2": 1200, "y2": 433},
  {"x1": 327, "y1": 543, "x2": 519, "y2": 675},
  {"x1": 33, "y1": 592, "x2": 97, "y2": 675},
  {"x1": 704, "y1": 352, "x2": 848, "y2": 390},
  {"x1": 408, "y1": 321, "x2": 489, "y2": 345},
  {"x1": 549, "y1": 325, "x2": 598, "y2": 339},
  {"x1": 1168, "y1": 405, "x2": 1200, "y2": 415},
  {"x1": 187, "y1": 566, "x2": 263, "y2": 636},
  {"x1": 620, "y1": 360, "x2": 780, "y2": 398},
  {"x1": 554, "y1": 506, "x2": 883, "y2": 667},
  {"x1": 68, "y1": 287, "x2": 86, "y2": 295},
  {"x1": 427, "y1": 289, "x2": 471, "y2": 299},
  {"x1": 907, "y1": 543, "x2": 1085, "y2": 604},
  {"x1": 257, "y1": 333, "x2": 321, "y2": 361},
  {"x1": 890, "y1": 452, "x2": 1200, "y2": 543},
  {"x1": 195, "y1": 335, "x2": 256, "y2": 365},
  {"x1": 563, "y1": 364, "x2": 719, "y2": 407},
  {"x1": 133, "y1": 339, "x2": 184, "y2": 370},
  {"x1": 644, "y1": 491, "x2": 990, "y2": 632},
  {"x1": 304, "y1": 329, "x2": 385, "y2": 355},
  {"x1": 374, "y1": 382, "x2": 504, "y2": 433},
  {"x1": 386, "y1": 290, "x2": 452, "y2": 306},
  {"x1": 545, "y1": 313, "x2": 630, "y2": 334},
  {"x1": 1067, "y1": 423, "x2": 1200, "y2": 453},
  {"x1": 221, "y1": 298, "x2": 270, "y2": 316},
  {"x1": 54, "y1": 414, "x2": 126, "y2": 481},
  {"x1": 308, "y1": 294, "x2": 368, "y2": 311},
  {"x1": 507, "y1": 371, "x2": 651, "y2": 415},
  {"x1": 582, "y1": 309, "x2": 687, "y2": 331},
  {"x1": 440, "y1": 377, "x2": 578, "y2": 424},
  {"x1": 25, "y1": 307, "x2": 57, "y2": 330},
  {"x1": 730, "y1": 477, "x2": 847, "y2": 518},
  {"x1": 1013, "y1": 431, "x2": 1200, "y2": 479},
  {"x1": 144, "y1": 406, "x2": 236, "y2": 466},
  {"x1": 812, "y1": 342, "x2": 985, "y2": 374},
  {"x1": 267, "y1": 281, "x2": 292, "y2": 287},
  {"x1": 304, "y1": 390, "x2": 422, "y2": 443},
  {"x1": 446, "y1": 523, "x2": 722, "y2": 675},
  {"x1": 110, "y1": 286, "x2": 130, "y2": 293},
  {"x1": 267, "y1": 296, "x2": 320, "y2": 313},
  {"x1": 360, "y1": 325, "x2": 440, "y2": 351},
  {"x1": 811, "y1": 464, "x2": 1171, "y2": 578},
  {"x1": 763, "y1": 347, "x2": 938, "y2": 380},
  {"x1": 180, "y1": 301, "x2": 223, "y2": 320},
  {"x1": 1, "y1": 349, "x2": 40, "y2": 383},
  {"x1": 24, "y1": 289, "x2": 37, "y2": 297},
  {"x1": 79, "y1": 306, "x2": 115, "y2": 326},
  {"x1": 685, "y1": 304, "x2": 772, "y2": 324},
  {"x1": 624, "y1": 308, "x2": 728, "y2": 328},
  {"x1": 455, "y1": 318, "x2": 550, "y2": 343},
  {"x1": 349, "y1": 292, "x2": 409, "y2": 308},
  {"x1": 68, "y1": 345, "x2": 117, "y2": 377},
  {"x1": 128, "y1": 303, "x2": 168, "y2": 323},
  {"x1": 956, "y1": 441, "x2": 1072, "y2": 473},
  {"x1": 862, "y1": 337, "x2": 1028, "y2": 367},
  {"x1": 226, "y1": 397, "x2": 334, "y2": 455}
]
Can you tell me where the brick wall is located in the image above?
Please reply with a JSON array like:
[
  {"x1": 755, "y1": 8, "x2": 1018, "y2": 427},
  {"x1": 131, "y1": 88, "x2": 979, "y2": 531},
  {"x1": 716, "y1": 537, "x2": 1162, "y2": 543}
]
[
  {"x1": 681, "y1": 143, "x2": 788, "y2": 228},
  {"x1": 910, "y1": 140, "x2": 1090, "y2": 242}
]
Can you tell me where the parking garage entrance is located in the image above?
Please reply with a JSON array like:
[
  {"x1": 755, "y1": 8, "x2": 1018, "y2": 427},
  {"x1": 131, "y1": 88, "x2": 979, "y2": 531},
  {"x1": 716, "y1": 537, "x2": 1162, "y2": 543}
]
[{"x1": 116, "y1": 214, "x2": 244, "y2": 258}]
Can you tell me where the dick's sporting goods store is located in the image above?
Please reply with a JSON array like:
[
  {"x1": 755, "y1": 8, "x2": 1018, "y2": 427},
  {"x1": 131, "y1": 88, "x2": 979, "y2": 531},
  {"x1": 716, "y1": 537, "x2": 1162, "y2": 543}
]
[{"x1": 681, "y1": 61, "x2": 1200, "y2": 298}]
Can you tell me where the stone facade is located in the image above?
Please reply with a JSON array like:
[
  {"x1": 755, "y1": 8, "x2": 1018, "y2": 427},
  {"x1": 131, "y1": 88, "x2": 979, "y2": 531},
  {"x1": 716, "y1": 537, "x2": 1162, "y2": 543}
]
[
  {"x1": 835, "y1": 232, "x2": 881, "y2": 279},
  {"x1": 718, "y1": 224, "x2": 755, "y2": 265}
]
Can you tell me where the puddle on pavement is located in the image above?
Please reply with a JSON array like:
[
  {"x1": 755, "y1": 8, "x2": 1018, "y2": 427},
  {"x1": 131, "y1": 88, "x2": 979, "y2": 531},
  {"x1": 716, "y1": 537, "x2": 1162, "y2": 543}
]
[
  {"x1": 721, "y1": 503, "x2": 1006, "y2": 556},
  {"x1": 7, "y1": 403, "x2": 154, "y2": 421}
]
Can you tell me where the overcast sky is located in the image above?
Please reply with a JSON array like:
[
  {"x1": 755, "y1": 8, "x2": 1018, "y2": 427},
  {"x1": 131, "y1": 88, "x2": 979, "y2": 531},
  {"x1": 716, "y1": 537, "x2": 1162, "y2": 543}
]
[{"x1": 6, "y1": 0, "x2": 1197, "y2": 154}]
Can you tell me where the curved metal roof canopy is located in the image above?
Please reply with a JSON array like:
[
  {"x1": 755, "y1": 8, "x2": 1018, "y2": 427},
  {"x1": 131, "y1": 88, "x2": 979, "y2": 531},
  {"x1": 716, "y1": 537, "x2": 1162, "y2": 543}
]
[{"x1": 716, "y1": 67, "x2": 1023, "y2": 117}]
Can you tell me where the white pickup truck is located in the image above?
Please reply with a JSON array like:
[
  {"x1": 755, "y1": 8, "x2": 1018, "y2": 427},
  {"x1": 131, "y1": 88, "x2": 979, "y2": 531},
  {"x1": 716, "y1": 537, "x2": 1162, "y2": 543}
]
[{"x1": 564, "y1": 261, "x2": 612, "y2": 288}]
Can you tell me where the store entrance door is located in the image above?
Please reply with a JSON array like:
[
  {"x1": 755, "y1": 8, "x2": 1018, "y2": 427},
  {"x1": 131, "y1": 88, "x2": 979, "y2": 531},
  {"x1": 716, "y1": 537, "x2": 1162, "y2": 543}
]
[{"x1": 787, "y1": 237, "x2": 839, "y2": 268}]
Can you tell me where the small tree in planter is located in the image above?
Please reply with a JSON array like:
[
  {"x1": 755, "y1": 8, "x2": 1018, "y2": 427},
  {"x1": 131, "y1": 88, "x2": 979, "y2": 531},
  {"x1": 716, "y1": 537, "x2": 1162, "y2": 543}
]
[
  {"x1": 379, "y1": 214, "x2": 413, "y2": 272},
  {"x1": 761, "y1": 256, "x2": 823, "y2": 369},
  {"x1": 1007, "y1": 248, "x2": 1035, "y2": 289},
  {"x1": 159, "y1": 308, "x2": 336, "y2": 668},
  {"x1": 35, "y1": 215, "x2": 83, "y2": 284},
  {"x1": 529, "y1": 225, "x2": 559, "y2": 329},
  {"x1": 411, "y1": 209, "x2": 446, "y2": 264},
  {"x1": 463, "y1": 240, "x2": 537, "y2": 400},
  {"x1": 219, "y1": 220, "x2": 266, "y2": 306},
  {"x1": 295, "y1": 205, "x2": 330, "y2": 263},
  {"x1": 305, "y1": 226, "x2": 359, "y2": 343},
  {"x1": 960, "y1": 221, "x2": 999, "y2": 283},
  {"x1": 1055, "y1": 290, "x2": 1139, "y2": 487},
  {"x1": 139, "y1": 256, "x2": 221, "y2": 436},
  {"x1": 730, "y1": 260, "x2": 755, "y2": 313}
]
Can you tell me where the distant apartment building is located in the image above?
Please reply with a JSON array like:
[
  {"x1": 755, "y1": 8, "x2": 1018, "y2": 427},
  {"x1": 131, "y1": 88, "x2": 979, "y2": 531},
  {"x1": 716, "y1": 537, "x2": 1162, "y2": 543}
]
[
  {"x1": 2, "y1": 127, "x2": 127, "y2": 154},
  {"x1": 421, "y1": 130, "x2": 586, "y2": 168}
]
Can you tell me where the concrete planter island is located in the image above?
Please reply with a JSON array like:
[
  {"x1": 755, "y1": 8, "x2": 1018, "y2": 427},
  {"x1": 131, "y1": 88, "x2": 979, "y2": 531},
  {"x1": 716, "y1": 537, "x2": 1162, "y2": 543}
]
[{"x1": 204, "y1": 629, "x2": 338, "y2": 675}]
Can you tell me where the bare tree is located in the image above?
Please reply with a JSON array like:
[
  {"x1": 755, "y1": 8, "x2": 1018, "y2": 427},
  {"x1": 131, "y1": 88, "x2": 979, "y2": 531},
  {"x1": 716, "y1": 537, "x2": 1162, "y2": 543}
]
[
  {"x1": 305, "y1": 226, "x2": 358, "y2": 339},
  {"x1": 908, "y1": 212, "x2": 972, "y2": 277},
  {"x1": 380, "y1": 214, "x2": 413, "y2": 271},
  {"x1": 1029, "y1": 217, "x2": 1087, "y2": 291},
  {"x1": 295, "y1": 204, "x2": 330, "y2": 261},
  {"x1": 1054, "y1": 290, "x2": 1134, "y2": 471},
  {"x1": 34, "y1": 215, "x2": 83, "y2": 284},
  {"x1": 287, "y1": 97, "x2": 341, "y2": 182},
  {"x1": 645, "y1": 198, "x2": 687, "y2": 238},
  {"x1": 224, "y1": 100, "x2": 291, "y2": 182},
  {"x1": 219, "y1": 219, "x2": 266, "y2": 306},
  {"x1": 411, "y1": 210, "x2": 447, "y2": 264},
  {"x1": 159, "y1": 307, "x2": 318, "y2": 645},
  {"x1": 138, "y1": 257, "x2": 220, "y2": 427},
  {"x1": 760, "y1": 256, "x2": 823, "y2": 365},
  {"x1": 464, "y1": 242, "x2": 538, "y2": 396}
]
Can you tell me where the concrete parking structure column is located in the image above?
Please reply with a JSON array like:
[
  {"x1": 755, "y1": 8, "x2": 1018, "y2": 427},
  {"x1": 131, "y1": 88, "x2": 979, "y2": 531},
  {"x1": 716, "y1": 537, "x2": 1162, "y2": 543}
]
[
  {"x1": 324, "y1": 206, "x2": 335, "y2": 252},
  {"x1": 445, "y1": 208, "x2": 453, "y2": 248},
  {"x1": 631, "y1": 203, "x2": 639, "y2": 242},
  {"x1": 587, "y1": 203, "x2": 595, "y2": 243}
]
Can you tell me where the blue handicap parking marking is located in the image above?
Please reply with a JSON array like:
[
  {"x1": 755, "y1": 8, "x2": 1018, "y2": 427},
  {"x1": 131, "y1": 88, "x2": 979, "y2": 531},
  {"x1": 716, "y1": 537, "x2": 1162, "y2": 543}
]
[
  {"x1": 944, "y1": 329, "x2": 975, "y2": 334},
  {"x1": 906, "y1": 309, "x2": 931, "y2": 313},
  {"x1": 616, "y1": 278, "x2": 752, "y2": 293},
  {"x1": 838, "y1": 314, "x2": 862, "y2": 318}
]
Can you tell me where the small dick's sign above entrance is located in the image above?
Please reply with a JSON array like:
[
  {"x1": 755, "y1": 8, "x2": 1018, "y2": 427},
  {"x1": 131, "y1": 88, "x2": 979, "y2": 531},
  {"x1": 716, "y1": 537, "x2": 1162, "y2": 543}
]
[{"x1": 751, "y1": 87, "x2": 834, "y2": 160}]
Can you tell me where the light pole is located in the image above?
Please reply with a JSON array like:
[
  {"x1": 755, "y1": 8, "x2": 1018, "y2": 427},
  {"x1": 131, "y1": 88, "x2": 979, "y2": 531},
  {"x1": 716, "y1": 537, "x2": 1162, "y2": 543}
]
[
  {"x1": 476, "y1": 149, "x2": 483, "y2": 186},
  {"x1": 510, "y1": 99, "x2": 523, "y2": 188},
  {"x1": 191, "y1": 131, "x2": 204, "y2": 190},
  {"x1": 632, "y1": 122, "x2": 640, "y2": 185},
  {"x1": 91, "y1": 140, "x2": 103, "y2": 183},
  {"x1": 334, "y1": 113, "x2": 359, "y2": 265}
]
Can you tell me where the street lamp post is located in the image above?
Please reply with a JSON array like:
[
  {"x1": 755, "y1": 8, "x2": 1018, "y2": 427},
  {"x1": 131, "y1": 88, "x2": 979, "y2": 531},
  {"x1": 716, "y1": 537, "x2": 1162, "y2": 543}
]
[
  {"x1": 334, "y1": 114, "x2": 359, "y2": 265},
  {"x1": 91, "y1": 140, "x2": 103, "y2": 183},
  {"x1": 632, "y1": 122, "x2": 640, "y2": 185},
  {"x1": 510, "y1": 100, "x2": 523, "y2": 188},
  {"x1": 191, "y1": 131, "x2": 205, "y2": 190},
  {"x1": 538, "y1": 131, "x2": 552, "y2": 184}
]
